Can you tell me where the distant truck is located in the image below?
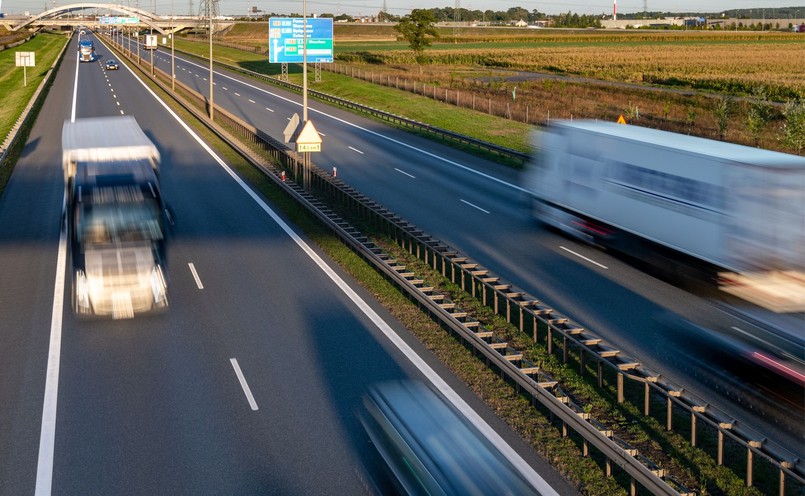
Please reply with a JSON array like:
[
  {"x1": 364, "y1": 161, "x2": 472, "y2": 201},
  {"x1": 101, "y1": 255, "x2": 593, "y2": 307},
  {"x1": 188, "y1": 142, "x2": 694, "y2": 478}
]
[
  {"x1": 62, "y1": 116, "x2": 169, "y2": 318},
  {"x1": 78, "y1": 39, "x2": 95, "y2": 62},
  {"x1": 523, "y1": 120, "x2": 805, "y2": 313}
]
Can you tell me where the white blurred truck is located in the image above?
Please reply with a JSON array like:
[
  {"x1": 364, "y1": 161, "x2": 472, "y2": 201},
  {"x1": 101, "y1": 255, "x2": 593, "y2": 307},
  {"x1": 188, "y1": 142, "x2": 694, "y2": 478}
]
[
  {"x1": 522, "y1": 120, "x2": 805, "y2": 313},
  {"x1": 62, "y1": 116, "x2": 169, "y2": 318}
]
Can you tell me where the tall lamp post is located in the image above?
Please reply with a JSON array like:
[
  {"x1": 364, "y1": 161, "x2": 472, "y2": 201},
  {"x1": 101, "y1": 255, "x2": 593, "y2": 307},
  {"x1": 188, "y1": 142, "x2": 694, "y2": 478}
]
[
  {"x1": 302, "y1": 0, "x2": 308, "y2": 122},
  {"x1": 171, "y1": 9, "x2": 175, "y2": 90},
  {"x1": 209, "y1": 1, "x2": 214, "y2": 120},
  {"x1": 302, "y1": 0, "x2": 309, "y2": 189}
]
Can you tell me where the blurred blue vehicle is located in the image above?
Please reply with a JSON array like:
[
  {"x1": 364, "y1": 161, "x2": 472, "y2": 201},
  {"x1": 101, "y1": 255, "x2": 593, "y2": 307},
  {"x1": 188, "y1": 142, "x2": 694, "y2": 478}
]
[{"x1": 360, "y1": 380, "x2": 544, "y2": 496}]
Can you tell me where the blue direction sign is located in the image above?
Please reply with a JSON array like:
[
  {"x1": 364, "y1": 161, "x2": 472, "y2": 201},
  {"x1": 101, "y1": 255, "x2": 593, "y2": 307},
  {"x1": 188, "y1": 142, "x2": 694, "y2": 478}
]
[
  {"x1": 100, "y1": 16, "x2": 140, "y2": 24},
  {"x1": 269, "y1": 17, "x2": 333, "y2": 64}
]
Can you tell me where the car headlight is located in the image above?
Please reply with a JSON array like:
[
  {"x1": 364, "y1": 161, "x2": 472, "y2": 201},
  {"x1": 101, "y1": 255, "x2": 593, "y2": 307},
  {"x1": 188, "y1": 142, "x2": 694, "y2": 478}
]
[
  {"x1": 75, "y1": 270, "x2": 91, "y2": 313},
  {"x1": 151, "y1": 265, "x2": 168, "y2": 308}
]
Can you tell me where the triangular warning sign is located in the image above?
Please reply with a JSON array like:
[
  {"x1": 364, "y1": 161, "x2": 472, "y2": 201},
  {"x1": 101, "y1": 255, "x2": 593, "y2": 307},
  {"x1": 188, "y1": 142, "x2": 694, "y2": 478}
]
[
  {"x1": 296, "y1": 120, "x2": 322, "y2": 145},
  {"x1": 617, "y1": 115, "x2": 627, "y2": 125}
]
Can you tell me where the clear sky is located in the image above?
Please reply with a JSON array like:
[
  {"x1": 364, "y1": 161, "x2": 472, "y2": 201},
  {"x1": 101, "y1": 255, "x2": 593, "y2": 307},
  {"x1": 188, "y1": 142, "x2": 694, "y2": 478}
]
[{"x1": 1, "y1": 0, "x2": 801, "y2": 18}]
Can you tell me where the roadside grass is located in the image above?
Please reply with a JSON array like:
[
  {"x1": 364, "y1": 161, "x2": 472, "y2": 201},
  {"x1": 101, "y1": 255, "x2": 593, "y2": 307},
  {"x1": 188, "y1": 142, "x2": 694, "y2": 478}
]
[
  {"x1": 0, "y1": 32, "x2": 68, "y2": 142},
  {"x1": 292, "y1": 69, "x2": 532, "y2": 152},
  {"x1": 0, "y1": 32, "x2": 68, "y2": 196},
  {"x1": 170, "y1": 36, "x2": 532, "y2": 153},
  {"x1": 0, "y1": 26, "x2": 32, "y2": 46},
  {"x1": 169, "y1": 37, "x2": 268, "y2": 66}
]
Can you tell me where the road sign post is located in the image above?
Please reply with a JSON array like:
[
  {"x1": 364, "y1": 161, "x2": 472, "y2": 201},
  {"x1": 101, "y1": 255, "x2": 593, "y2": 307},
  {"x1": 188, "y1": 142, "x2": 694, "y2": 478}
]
[
  {"x1": 283, "y1": 114, "x2": 322, "y2": 190},
  {"x1": 15, "y1": 51, "x2": 35, "y2": 86}
]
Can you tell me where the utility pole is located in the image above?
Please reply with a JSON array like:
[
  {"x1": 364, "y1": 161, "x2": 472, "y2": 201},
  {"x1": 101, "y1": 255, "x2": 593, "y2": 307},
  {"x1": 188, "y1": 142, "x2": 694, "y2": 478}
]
[
  {"x1": 199, "y1": 0, "x2": 217, "y2": 119},
  {"x1": 171, "y1": 0, "x2": 175, "y2": 90}
]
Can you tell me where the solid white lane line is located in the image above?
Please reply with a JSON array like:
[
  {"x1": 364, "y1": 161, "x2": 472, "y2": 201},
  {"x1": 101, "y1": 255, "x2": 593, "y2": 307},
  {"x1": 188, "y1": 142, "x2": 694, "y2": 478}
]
[
  {"x1": 395, "y1": 168, "x2": 416, "y2": 179},
  {"x1": 188, "y1": 263, "x2": 204, "y2": 289},
  {"x1": 348, "y1": 146, "x2": 364, "y2": 155},
  {"x1": 559, "y1": 246, "x2": 608, "y2": 269},
  {"x1": 230, "y1": 359, "x2": 259, "y2": 411},
  {"x1": 460, "y1": 199, "x2": 490, "y2": 214},
  {"x1": 70, "y1": 55, "x2": 78, "y2": 122},
  {"x1": 35, "y1": 196, "x2": 68, "y2": 496}
]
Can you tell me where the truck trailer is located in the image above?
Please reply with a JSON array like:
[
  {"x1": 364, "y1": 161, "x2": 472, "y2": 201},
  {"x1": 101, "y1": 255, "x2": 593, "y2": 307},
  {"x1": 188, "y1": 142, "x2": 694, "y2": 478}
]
[
  {"x1": 522, "y1": 120, "x2": 805, "y2": 313},
  {"x1": 62, "y1": 116, "x2": 168, "y2": 318}
]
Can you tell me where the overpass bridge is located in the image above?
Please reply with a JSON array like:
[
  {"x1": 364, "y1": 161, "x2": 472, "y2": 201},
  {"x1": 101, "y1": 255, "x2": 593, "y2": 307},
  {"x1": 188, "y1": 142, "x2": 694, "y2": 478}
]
[{"x1": 2, "y1": 3, "x2": 234, "y2": 34}]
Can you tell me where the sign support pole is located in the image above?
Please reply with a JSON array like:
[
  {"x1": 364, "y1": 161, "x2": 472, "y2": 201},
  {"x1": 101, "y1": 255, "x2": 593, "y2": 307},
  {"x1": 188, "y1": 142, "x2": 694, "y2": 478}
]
[{"x1": 302, "y1": 0, "x2": 309, "y2": 190}]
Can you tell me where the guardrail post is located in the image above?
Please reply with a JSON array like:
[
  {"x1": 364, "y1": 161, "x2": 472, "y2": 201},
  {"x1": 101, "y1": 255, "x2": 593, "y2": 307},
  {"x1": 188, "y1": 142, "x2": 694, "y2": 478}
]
[
  {"x1": 617, "y1": 371, "x2": 624, "y2": 403},
  {"x1": 691, "y1": 405, "x2": 707, "y2": 447},
  {"x1": 644, "y1": 382, "x2": 650, "y2": 416},
  {"x1": 746, "y1": 439, "x2": 763, "y2": 488},
  {"x1": 597, "y1": 359, "x2": 603, "y2": 388},
  {"x1": 747, "y1": 446, "x2": 754, "y2": 487},
  {"x1": 718, "y1": 430, "x2": 724, "y2": 465},
  {"x1": 667, "y1": 391, "x2": 682, "y2": 431}
]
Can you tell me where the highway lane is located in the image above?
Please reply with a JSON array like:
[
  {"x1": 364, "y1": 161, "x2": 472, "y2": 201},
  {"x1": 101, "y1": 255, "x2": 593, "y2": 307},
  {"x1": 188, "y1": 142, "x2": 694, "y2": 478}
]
[
  {"x1": 141, "y1": 43, "x2": 805, "y2": 456},
  {"x1": 0, "y1": 32, "x2": 576, "y2": 495},
  {"x1": 0, "y1": 38, "x2": 72, "y2": 494}
]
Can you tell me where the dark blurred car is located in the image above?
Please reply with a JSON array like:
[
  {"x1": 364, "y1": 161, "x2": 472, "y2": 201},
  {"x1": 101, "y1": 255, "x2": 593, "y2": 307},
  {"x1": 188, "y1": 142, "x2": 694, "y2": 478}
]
[
  {"x1": 360, "y1": 380, "x2": 542, "y2": 496},
  {"x1": 105, "y1": 59, "x2": 119, "y2": 70}
]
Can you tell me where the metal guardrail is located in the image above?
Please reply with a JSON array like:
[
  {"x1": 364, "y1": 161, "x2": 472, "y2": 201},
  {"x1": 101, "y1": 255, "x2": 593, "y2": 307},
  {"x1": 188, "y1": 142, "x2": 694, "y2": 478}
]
[{"x1": 110, "y1": 35, "x2": 804, "y2": 496}]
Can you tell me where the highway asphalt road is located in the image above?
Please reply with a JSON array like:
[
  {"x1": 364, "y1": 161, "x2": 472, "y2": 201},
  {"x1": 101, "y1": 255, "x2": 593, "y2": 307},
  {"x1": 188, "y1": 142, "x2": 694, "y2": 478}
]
[{"x1": 0, "y1": 33, "x2": 577, "y2": 495}]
